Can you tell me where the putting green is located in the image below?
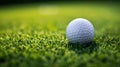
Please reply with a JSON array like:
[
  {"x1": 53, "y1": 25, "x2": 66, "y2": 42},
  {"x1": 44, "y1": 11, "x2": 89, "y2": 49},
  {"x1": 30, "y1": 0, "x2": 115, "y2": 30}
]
[{"x1": 0, "y1": 3, "x2": 120, "y2": 67}]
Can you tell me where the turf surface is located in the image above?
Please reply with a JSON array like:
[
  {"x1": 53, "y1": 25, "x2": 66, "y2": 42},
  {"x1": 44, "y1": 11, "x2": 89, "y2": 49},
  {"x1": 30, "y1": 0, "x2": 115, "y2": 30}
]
[{"x1": 0, "y1": 3, "x2": 120, "y2": 67}]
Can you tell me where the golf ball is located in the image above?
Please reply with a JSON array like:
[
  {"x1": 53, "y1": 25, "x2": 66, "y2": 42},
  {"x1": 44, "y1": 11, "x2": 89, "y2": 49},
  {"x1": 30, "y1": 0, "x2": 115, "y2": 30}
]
[{"x1": 66, "y1": 18, "x2": 94, "y2": 44}]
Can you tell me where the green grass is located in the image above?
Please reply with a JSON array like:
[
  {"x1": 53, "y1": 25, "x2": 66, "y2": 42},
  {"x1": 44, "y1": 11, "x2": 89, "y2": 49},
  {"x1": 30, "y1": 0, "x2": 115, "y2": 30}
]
[{"x1": 0, "y1": 3, "x2": 120, "y2": 67}]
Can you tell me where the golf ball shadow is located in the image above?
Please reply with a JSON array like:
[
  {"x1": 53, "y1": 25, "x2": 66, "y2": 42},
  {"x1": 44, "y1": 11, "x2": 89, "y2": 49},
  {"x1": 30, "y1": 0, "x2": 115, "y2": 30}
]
[
  {"x1": 68, "y1": 41, "x2": 98, "y2": 54},
  {"x1": 68, "y1": 41, "x2": 93, "y2": 48}
]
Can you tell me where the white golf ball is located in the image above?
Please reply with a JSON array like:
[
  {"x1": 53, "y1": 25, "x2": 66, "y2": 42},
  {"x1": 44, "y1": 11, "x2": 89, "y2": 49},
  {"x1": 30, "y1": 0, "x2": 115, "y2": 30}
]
[{"x1": 66, "y1": 18, "x2": 94, "y2": 44}]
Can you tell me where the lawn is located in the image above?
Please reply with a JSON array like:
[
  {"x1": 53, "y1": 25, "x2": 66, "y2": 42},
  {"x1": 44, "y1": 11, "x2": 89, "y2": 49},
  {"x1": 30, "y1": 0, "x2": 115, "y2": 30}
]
[{"x1": 0, "y1": 2, "x2": 120, "y2": 67}]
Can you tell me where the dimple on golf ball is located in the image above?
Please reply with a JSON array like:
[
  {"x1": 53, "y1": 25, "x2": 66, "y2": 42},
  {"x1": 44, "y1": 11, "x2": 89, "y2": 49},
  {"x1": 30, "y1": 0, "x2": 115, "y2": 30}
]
[{"x1": 66, "y1": 18, "x2": 94, "y2": 44}]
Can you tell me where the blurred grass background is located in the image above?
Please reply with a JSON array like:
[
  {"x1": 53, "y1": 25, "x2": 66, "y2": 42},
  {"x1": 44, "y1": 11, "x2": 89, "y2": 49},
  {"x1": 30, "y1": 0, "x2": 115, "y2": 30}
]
[{"x1": 0, "y1": 2, "x2": 120, "y2": 67}]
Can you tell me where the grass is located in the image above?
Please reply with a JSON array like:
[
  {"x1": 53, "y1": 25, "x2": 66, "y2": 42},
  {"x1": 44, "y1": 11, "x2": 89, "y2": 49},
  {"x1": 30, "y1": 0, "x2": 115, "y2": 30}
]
[{"x1": 0, "y1": 3, "x2": 120, "y2": 67}]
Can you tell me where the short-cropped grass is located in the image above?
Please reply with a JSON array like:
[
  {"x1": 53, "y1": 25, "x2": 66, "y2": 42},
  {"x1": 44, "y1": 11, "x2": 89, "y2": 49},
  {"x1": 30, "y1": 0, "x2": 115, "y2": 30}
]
[{"x1": 0, "y1": 3, "x2": 120, "y2": 67}]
